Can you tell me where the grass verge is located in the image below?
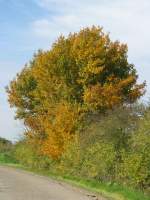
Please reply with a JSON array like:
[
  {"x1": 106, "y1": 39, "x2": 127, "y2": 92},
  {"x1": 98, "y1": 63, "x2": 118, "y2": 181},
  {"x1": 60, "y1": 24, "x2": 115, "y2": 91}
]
[{"x1": 0, "y1": 159, "x2": 149, "y2": 200}]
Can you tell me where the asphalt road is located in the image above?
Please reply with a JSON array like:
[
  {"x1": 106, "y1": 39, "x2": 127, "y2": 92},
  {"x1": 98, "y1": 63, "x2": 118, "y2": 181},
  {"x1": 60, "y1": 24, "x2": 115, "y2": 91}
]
[{"x1": 0, "y1": 166, "x2": 105, "y2": 200}]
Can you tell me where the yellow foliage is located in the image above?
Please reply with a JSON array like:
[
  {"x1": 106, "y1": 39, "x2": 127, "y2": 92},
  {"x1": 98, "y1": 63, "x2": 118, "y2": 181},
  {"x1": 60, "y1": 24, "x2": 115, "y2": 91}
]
[{"x1": 40, "y1": 103, "x2": 80, "y2": 158}]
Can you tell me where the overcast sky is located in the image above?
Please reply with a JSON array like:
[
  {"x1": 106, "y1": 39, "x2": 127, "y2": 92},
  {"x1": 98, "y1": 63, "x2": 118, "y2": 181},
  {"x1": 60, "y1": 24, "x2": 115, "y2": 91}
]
[{"x1": 0, "y1": 0, "x2": 150, "y2": 141}]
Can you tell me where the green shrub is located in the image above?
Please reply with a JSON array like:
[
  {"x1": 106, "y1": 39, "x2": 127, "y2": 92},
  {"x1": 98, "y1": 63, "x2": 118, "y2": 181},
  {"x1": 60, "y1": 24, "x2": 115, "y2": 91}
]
[
  {"x1": 119, "y1": 111, "x2": 150, "y2": 191},
  {"x1": 80, "y1": 142, "x2": 116, "y2": 181}
]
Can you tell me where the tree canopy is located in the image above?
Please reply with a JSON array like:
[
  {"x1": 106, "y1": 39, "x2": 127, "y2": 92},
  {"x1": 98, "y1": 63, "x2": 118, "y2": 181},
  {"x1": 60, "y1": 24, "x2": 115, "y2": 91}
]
[{"x1": 7, "y1": 26, "x2": 145, "y2": 158}]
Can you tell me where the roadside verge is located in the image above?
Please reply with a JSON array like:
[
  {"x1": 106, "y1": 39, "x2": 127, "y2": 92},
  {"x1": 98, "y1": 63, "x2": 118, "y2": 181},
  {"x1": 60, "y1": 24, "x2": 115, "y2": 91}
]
[{"x1": 0, "y1": 163, "x2": 149, "y2": 200}]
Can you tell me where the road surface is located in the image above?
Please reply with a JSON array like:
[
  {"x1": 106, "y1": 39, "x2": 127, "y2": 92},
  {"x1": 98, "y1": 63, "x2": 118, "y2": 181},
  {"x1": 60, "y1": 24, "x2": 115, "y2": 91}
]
[{"x1": 0, "y1": 166, "x2": 105, "y2": 200}]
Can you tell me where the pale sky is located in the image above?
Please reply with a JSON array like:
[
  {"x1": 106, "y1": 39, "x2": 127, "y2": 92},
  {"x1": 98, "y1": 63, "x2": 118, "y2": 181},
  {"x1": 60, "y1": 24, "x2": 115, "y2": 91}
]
[{"x1": 0, "y1": 0, "x2": 150, "y2": 141}]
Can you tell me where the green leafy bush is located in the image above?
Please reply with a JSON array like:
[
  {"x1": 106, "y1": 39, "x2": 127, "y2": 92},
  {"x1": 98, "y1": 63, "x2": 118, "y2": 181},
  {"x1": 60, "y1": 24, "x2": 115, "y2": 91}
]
[
  {"x1": 119, "y1": 111, "x2": 150, "y2": 191},
  {"x1": 80, "y1": 142, "x2": 116, "y2": 181}
]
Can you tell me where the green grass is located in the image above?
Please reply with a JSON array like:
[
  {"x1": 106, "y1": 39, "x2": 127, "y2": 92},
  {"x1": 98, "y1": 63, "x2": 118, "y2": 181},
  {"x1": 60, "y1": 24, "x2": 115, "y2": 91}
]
[
  {"x1": 0, "y1": 152, "x2": 16, "y2": 164},
  {"x1": 0, "y1": 161, "x2": 149, "y2": 200}
]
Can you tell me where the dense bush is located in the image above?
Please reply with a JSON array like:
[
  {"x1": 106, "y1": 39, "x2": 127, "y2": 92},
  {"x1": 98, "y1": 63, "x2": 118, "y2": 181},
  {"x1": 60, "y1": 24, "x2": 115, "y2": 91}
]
[
  {"x1": 119, "y1": 110, "x2": 150, "y2": 191},
  {"x1": 0, "y1": 137, "x2": 16, "y2": 164},
  {"x1": 0, "y1": 137, "x2": 12, "y2": 153},
  {"x1": 10, "y1": 104, "x2": 150, "y2": 194}
]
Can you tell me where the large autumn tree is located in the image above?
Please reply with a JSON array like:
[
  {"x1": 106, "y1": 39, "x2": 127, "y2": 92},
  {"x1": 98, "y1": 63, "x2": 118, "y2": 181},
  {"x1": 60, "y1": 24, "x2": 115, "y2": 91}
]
[{"x1": 7, "y1": 26, "x2": 145, "y2": 158}]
